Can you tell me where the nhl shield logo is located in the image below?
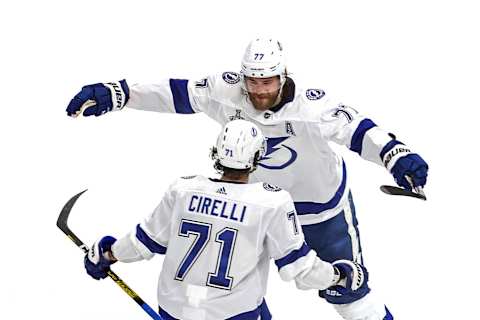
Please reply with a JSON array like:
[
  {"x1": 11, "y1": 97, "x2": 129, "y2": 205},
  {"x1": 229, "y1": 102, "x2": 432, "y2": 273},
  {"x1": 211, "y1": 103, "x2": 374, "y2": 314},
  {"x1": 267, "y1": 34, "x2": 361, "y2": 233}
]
[
  {"x1": 263, "y1": 183, "x2": 282, "y2": 192},
  {"x1": 222, "y1": 72, "x2": 241, "y2": 85},
  {"x1": 306, "y1": 89, "x2": 325, "y2": 100}
]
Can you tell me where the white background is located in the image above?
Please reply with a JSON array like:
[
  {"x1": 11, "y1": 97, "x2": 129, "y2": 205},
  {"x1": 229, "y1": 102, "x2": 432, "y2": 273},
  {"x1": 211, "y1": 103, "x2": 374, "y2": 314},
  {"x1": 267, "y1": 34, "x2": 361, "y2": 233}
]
[{"x1": 1, "y1": 0, "x2": 479, "y2": 319}]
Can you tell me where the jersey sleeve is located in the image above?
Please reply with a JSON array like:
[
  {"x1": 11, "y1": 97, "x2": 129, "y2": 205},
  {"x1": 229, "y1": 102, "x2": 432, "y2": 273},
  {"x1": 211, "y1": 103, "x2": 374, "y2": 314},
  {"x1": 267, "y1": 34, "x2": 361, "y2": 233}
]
[
  {"x1": 124, "y1": 74, "x2": 225, "y2": 116},
  {"x1": 111, "y1": 183, "x2": 176, "y2": 263},
  {"x1": 311, "y1": 94, "x2": 405, "y2": 170},
  {"x1": 265, "y1": 192, "x2": 336, "y2": 290}
]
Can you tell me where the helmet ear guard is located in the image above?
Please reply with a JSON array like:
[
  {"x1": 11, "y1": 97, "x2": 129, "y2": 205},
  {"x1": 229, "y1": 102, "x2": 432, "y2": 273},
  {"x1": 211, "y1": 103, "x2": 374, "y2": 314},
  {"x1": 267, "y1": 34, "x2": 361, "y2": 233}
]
[
  {"x1": 211, "y1": 147, "x2": 264, "y2": 174},
  {"x1": 210, "y1": 146, "x2": 218, "y2": 161},
  {"x1": 249, "y1": 150, "x2": 263, "y2": 173},
  {"x1": 210, "y1": 146, "x2": 223, "y2": 173}
]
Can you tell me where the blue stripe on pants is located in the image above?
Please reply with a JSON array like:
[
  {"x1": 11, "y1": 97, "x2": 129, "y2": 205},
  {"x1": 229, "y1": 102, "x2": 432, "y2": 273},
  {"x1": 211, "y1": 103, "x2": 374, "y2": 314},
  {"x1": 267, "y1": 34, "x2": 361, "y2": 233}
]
[{"x1": 301, "y1": 192, "x2": 363, "y2": 263}]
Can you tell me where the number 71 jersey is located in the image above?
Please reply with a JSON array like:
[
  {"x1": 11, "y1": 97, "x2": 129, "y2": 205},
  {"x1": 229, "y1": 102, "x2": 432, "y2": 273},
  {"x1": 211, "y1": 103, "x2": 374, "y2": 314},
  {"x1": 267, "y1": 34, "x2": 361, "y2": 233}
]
[{"x1": 111, "y1": 175, "x2": 315, "y2": 320}]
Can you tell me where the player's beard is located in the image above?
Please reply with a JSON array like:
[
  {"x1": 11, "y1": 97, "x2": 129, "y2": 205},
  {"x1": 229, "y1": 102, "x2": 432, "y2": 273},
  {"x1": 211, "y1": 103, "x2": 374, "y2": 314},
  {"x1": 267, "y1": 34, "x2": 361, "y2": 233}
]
[{"x1": 248, "y1": 91, "x2": 280, "y2": 111}]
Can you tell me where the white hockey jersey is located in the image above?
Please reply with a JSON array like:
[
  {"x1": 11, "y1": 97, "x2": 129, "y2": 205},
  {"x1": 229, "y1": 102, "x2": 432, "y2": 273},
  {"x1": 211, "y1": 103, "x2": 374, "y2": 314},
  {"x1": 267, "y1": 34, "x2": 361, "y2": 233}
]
[
  {"x1": 112, "y1": 175, "x2": 335, "y2": 320},
  {"x1": 126, "y1": 73, "x2": 395, "y2": 225}
]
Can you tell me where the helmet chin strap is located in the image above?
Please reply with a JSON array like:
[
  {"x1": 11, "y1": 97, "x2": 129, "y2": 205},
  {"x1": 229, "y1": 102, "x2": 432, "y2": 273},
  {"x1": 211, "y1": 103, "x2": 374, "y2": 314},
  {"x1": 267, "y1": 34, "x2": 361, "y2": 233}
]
[
  {"x1": 267, "y1": 73, "x2": 287, "y2": 109},
  {"x1": 272, "y1": 85, "x2": 284, "y2": 108}
]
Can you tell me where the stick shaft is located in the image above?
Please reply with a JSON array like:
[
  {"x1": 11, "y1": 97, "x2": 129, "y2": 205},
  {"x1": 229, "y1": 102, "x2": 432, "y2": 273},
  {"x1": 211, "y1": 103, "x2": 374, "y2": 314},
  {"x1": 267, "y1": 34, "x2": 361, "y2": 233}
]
[{"x1": 58, "y1": 190, "x2": 163, "y2": 320}]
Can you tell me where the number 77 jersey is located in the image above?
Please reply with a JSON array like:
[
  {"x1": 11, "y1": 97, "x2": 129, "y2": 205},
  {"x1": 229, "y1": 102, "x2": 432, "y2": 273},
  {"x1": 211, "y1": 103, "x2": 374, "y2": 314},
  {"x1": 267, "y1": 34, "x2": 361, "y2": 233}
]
[{"x1": 111, "y1": 175, "x2": 334, "y2": 320}]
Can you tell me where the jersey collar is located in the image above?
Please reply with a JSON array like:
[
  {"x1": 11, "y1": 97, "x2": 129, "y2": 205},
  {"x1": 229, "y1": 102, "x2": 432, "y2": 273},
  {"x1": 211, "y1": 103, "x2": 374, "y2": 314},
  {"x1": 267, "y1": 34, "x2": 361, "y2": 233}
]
[
  {"x1": 209, "y1": 178, "x2": 247, "y2": 184},
  {"x1": 269, "y1": 77, "x2": 295, "y2": 113}
]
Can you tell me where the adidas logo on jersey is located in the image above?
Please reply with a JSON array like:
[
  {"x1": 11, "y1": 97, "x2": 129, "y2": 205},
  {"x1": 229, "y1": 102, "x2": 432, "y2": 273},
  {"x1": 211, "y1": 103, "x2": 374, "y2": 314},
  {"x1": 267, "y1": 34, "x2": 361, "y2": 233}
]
[{"x1": 216, "y1": 187, "x2": 227, "y2": 195}]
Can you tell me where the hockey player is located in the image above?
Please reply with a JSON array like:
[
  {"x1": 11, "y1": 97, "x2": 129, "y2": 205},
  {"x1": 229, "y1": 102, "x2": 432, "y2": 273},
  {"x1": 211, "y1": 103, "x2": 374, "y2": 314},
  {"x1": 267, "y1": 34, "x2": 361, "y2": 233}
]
[
  {"x1": 84, "y1": 120, "x2": 369, "y2": 320},
  {"x1": 69, "y1": 38, "x2": 429, "y2": 319}
]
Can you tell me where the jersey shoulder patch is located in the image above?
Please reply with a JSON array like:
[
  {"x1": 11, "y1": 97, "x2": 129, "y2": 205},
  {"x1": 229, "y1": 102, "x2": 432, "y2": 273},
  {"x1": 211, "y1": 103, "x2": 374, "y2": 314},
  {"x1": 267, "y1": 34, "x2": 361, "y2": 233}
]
[
  {"x1": 222, "y1": 71, "x2": 241, "y2": 85},
  {"x1": 263, "y1": 183, "x2": 282, "y2": 192},
  {"x1": 194, "y1": 78, "x2": 208, "y2": 88},
  {"x1": 181, "y1": 175, "x2": 197, "y2": 179},
  {"x1": 305, "y1": 88, "x2": 326, "y2": 101}
]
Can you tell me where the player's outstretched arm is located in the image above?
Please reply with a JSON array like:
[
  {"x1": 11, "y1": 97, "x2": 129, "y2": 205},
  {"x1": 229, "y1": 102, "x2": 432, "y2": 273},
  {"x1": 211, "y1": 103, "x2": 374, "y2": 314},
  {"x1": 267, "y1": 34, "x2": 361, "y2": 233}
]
[
  {"x1": 84, "y1": 184, "x2": 175, "y2": 275},
  {"x1": 267, "y1": 195, "x2": 341, "y2": 290},
  {"x1": 293, "y1": 257, "x2": 369, "y2": 300},
  {"x1": 66, "y1": 80, "x2": 129, "y2": 117},
  {"x1": 266, "y1": 194, "x2": 370, "y2": 292},
  {"x1": 316, "y1": 101, "x2": 429, "y2": 189},
  {"x1": 66, "y1": 75, "x2": 221, "y2": 118}
]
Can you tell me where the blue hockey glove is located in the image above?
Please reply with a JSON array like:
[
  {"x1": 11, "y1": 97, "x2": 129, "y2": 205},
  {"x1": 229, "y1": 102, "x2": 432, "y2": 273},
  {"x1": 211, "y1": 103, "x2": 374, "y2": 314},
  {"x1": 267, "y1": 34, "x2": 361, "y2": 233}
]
[
  {"x1": 322, "y1": 260, "x2": 370, "y2": 304},
  {"x1": 84, "y1": 236, "x2": 117, "y2": 280},
  {"x1": 66, "y1": 80, "x2": 129, "y2": 117},
  {"x1": 391, "y1": 153, "x2": 428, "y2": 190}
]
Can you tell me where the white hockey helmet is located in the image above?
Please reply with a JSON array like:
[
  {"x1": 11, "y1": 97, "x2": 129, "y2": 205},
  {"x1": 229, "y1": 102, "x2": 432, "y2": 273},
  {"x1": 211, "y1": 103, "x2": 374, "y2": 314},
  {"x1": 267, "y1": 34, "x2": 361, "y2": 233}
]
[
  {"x1": 211, "y1": 120, "x2": 266, "y2": 172},
  {"x1": 240, "y1": 38, "x2": 287, "y2": 91}
]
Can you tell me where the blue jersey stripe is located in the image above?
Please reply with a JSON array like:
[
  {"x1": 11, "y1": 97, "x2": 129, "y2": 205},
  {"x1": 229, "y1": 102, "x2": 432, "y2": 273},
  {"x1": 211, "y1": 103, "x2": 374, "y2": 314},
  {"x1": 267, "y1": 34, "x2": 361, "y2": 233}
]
[
  {"x1": 136, "y1": 224, "x2": 167, "y2": 254},
  {"x1": 159, "y1": 299, "x2": 271, "y2": 320},
  {"x1": 294, "y1": 161, "x2": 347, "y2": 215},
  {"x1": 169, "y1": 79, "x2": 195, "y2": 114},
  {"x1": 274, "y1": 242, "x2": 310, "y2": 270},
  {"x1": 350, "y1": 119, "x2": 377, "y2": 155}
]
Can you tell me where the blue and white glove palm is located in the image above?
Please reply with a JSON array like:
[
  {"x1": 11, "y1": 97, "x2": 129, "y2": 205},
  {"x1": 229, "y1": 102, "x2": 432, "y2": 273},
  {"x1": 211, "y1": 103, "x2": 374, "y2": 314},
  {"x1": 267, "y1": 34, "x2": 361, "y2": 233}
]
[
  {"x1": 323, "y1": 260, "x2": 370, "y2": 304},
  {"x1": 84, "y1": 236, "x2": 117, "y2": 280},
  {"x1": 66, "y1": 80, "x2": 129, "y2": 117}
]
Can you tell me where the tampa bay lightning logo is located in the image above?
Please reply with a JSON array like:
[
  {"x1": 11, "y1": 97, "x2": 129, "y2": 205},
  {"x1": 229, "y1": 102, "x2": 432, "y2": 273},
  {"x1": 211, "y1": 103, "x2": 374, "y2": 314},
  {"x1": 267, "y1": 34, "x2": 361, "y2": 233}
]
[
  {"x1": 222, "y1": 72, "x2": 240, "y2": 84},
  {"x1": 258, "y1": 137, "x2": 297, "y2": 170},
  {"x1": 306, "y1": 89, "x2": 325, "y2": 100}
]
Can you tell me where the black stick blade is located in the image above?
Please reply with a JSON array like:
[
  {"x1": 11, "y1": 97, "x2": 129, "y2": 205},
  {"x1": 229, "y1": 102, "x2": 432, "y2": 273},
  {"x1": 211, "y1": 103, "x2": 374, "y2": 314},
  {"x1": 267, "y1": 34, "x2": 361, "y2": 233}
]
[
  {"x1": 380, "y1": 185, "x2": 427, "y2": 201},
  {"x1": 57, "y1": 189, "x2": 88, "y2": 251}
]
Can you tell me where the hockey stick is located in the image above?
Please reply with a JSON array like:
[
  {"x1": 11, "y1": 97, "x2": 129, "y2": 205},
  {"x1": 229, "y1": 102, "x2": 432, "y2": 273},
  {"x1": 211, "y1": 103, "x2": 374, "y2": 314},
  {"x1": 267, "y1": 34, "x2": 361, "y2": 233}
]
[
  {"x1": 57, "y1": 190, "x2": 163, "y2": 320},
  {"x1": 380, "y1": 176, "x2": 427, "y2": 201}
]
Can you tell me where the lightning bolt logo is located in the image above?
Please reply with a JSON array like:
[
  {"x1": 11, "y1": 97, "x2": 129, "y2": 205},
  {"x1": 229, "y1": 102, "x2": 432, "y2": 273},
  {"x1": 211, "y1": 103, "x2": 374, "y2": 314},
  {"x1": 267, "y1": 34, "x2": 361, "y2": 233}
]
[{"x1": 259, "y1": 137, "x2": 298, "y2": 170}]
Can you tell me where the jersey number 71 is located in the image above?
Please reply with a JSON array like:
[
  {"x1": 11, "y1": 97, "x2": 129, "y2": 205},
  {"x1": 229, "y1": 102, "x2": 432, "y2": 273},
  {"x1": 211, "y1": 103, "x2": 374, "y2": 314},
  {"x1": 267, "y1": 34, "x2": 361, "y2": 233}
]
[{"x1": 175, "y1": 219, "x2": 238, "y2": 290}]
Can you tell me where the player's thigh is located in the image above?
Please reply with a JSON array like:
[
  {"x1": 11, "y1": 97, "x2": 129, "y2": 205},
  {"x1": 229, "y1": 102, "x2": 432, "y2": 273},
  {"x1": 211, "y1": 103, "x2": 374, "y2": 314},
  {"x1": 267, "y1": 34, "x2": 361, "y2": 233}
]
[{"x1": 302, "y1": 192, "x2": 363, "y2": 263}]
